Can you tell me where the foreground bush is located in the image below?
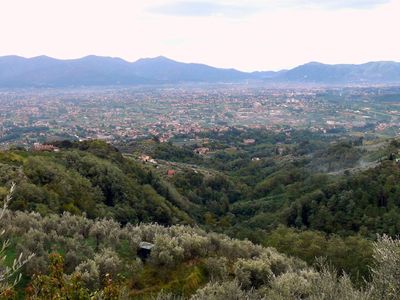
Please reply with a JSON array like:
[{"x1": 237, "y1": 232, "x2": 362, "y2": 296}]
[{"x1": 0, "y1": 208, "x2": 400, "y2": 299}]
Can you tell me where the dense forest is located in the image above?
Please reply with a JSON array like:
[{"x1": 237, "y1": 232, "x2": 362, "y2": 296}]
[
  {"x1": 0, "y1": 141, "x2": 193, "y2": 226},
  {"x1": 1, "y1": 128, "x2": 400, "y2": 298}
]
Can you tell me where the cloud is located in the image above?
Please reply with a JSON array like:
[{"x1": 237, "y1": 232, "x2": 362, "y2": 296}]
[
  {"x1": 150, "y1": 0, "x2": 392, "y2": 18},
  {"x1": 294, "y1": 0, "x2": 391, "y2": 9},
  {"x1": 149, "y1": 1, "x2": 260, "y2": 18}
]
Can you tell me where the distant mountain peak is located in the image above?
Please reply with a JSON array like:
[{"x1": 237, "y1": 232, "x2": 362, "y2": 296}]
[
  {"x1": 134, "y1": 56, "x2": 177, "y2": 64},
  {"x1": 31, "y1": 55, "x2": 57, "y2": 61},
  {"x1": 153, "y1": 55, "x2": 174, "y2": 61},
  {"x1": 304, "y1": 61, "x2": 324, "y2": 65}
]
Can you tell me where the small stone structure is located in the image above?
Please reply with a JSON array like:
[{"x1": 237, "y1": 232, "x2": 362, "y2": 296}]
[{"x1": 137, "y1": 241, "x2": 154, "y2": 261}]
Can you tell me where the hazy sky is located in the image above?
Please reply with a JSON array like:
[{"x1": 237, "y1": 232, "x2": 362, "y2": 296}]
[{"x1": 0, "y1": 0, "x2": 399, "y2": 71}]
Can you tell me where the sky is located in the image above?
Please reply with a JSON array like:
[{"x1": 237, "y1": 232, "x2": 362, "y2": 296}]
[{"x1": 0, "y1": 0, "x2": 399, "y2": 71}]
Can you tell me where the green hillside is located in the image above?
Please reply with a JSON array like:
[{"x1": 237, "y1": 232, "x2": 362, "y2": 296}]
[
  {"x1": 1, "y1": 208, "x2": 400, "y2": 299},
  {"x1": 0, "y1": 141, "x2": 193, "y2": 226},
  {"x1": 1, "y1": 129, "x2": 400, "y2": 298}
]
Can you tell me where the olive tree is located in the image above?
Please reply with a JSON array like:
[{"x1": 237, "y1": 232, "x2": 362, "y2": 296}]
[{"x1": 0, "y1": 184, "x2": 34, "y2": 295}]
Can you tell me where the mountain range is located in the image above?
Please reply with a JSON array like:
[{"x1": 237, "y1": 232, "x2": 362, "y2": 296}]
[{"x1": 1, "y1": 55, "x2": 400, "y2": 87}]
